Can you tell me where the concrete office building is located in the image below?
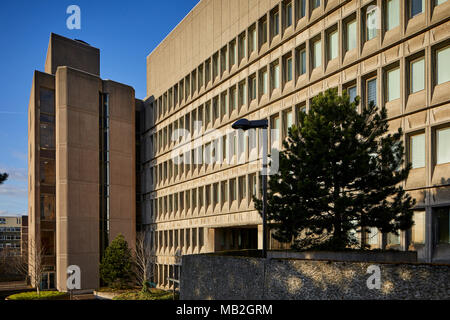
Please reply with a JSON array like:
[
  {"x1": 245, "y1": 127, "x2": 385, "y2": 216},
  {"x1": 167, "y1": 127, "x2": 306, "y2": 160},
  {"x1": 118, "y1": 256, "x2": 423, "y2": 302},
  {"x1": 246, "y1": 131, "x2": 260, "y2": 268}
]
[
  {"x1": 0, "y1": 216, "x2": 23, "y2": 255},
  {"x1": 28, "y1": 1, "x2": 450, "y2": 292},
  {"x1": 28, "y1": 33, "x2": 137, "y2": 291},
  {"x1": 142, "y1": 0, "x2": 450, "y2": 288}
]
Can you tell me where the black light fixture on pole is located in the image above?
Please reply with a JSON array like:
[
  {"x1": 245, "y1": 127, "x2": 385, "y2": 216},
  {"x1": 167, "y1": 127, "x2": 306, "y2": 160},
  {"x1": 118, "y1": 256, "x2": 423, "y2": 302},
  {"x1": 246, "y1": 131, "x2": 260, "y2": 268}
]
[{"x1": 232, "y1": 118, "x2": 269, "y2": 258}]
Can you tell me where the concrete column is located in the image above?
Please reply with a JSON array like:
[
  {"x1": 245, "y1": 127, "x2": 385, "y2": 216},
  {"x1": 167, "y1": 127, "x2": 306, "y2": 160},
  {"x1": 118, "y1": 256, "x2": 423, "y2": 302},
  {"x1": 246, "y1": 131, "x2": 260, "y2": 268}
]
[
  {"x1": 208, "y1": 228, "x2": 215, "y2": 252},
  {"x1": 425, "y1": 206, "x2": 433, "y2": 262},
  {"x1": 258, "y1": 224, "x2": 264, "y2": 250}
]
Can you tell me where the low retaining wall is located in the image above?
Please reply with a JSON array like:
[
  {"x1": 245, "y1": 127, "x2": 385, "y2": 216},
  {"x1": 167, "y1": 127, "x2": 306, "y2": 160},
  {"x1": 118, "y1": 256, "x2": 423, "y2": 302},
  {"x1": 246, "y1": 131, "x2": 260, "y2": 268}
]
[{"x1": 180, "y1": 254, "x2": 450, "y2": 300}]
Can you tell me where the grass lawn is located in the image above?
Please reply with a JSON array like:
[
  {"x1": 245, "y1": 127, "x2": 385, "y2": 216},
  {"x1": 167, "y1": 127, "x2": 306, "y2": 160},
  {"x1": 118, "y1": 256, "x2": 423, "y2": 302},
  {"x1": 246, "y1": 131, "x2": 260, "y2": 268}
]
[
  {"x1": 113, "y1": 288, "x2": 178, "y2": 300},
  {"x1": 7, "y1": 291, "x2": 69, "y2": 300}
]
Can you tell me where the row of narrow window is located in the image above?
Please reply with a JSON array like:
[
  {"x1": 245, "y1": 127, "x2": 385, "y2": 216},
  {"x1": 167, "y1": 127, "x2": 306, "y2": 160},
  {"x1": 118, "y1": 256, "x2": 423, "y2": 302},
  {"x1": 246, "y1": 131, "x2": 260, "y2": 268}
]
[
  {"x1": 144, "y1": 173, "x2": 259, "y2": 222},
  {"x1": 146, "y1": 44, "x2": 449, "y2": 171},
  {"x1": 151, "y1": 0, "x2": 448, "y2": 125}
]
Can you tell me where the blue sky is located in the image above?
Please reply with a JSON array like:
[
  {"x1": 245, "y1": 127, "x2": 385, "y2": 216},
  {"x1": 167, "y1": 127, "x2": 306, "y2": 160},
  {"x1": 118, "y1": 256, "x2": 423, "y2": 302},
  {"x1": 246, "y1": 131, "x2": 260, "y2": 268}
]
[{"x1": 0, "y1": 0, "x2": 199, "y2": 216}]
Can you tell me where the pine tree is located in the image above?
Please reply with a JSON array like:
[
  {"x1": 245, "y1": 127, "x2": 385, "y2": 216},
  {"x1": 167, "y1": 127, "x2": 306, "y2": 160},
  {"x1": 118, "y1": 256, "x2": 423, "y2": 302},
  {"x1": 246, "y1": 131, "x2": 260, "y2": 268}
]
[
  {"x1": 254, "y1": 89, "x2": 415, "y2": 250},
  {"x1": 100, "y1": 234, "x2": 134, "y2": 289},
  {"x1": 0, "y1": 173, "x2": 8, "y2": 185}
]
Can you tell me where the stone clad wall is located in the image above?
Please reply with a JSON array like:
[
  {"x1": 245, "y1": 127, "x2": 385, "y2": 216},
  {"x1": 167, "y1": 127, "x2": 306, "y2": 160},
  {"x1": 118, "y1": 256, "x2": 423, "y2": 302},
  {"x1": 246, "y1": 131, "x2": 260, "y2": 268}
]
[{"x1": 180, "y1": 254, "x2": 450, "y2": 300}]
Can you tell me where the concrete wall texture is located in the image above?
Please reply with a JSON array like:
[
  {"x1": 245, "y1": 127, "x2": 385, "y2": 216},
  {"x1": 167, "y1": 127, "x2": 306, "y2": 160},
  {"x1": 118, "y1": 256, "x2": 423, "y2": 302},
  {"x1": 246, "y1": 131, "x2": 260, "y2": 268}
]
[
  {"x1": 143, "y1": 0, "x2": 450, "y2": 290},
  {"x1": 180, "y1": 254, "x2": 450, "y2": 300}
]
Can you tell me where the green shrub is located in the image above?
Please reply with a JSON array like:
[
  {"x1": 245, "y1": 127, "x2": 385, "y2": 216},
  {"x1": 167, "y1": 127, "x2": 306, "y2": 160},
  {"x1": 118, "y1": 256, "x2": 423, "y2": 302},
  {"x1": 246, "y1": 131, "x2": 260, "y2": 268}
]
[{"x1": 7, "y1": 291, "x2": 68, "y2": 300}]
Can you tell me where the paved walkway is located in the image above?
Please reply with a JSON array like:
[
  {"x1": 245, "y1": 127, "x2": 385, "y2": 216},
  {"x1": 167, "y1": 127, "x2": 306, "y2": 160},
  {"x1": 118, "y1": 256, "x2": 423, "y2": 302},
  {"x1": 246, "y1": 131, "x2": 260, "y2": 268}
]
[{"x1": 0, "y1": 280, "x2": 29, "y2": 291}]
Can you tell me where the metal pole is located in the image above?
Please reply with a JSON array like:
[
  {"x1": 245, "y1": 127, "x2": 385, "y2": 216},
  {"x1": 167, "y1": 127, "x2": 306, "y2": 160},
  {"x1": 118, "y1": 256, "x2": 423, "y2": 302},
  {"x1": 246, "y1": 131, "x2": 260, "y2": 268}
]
[{"x1": 261, "y1": 128, "x2": 268, "y2": 259}]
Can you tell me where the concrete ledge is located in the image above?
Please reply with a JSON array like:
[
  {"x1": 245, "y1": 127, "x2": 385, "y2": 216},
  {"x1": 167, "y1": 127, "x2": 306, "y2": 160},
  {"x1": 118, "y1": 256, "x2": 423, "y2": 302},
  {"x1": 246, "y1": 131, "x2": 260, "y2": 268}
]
[
  {"x1": 93, "y1": 291, "x2": 119, "y2": 300},
  {"x1": 268, "y1": 250, "x2": 418, "y2": 263}
]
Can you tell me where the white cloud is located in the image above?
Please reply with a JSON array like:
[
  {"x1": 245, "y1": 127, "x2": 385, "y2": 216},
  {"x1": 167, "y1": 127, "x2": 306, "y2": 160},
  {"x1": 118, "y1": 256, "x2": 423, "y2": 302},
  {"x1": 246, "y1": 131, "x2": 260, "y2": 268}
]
[
  {"x1": 0, "y1": 184, "x2": 27, "y2": 197},
  {"x1": 0, "y1": 166, "x2": 27, "y2": 182}
]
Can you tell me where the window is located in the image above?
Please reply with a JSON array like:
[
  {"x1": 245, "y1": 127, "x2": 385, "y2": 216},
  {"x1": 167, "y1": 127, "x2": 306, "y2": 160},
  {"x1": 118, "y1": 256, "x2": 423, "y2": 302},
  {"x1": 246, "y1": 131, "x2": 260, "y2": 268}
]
[
  {"x1": 249, "y1": 74, "x2": 257, "y2": 101},
  {"x1": 260, "y1": 68, "x2": 268, "y2": 95},
  {"x1": 312, "y1": 0, "x2": 320, "y2": 10},
  {"x1": 345, "y1": 19, "x2": 357, "y2": 51},
  {"x1": 298, "y1": 0, "x2": 306, "y2": 18},
  {"x1": 411, "y1": 210, "x2": 425, "y2": 244},
  {"x1": 386, "y1": 0, "x2": 400, "y2": 30},
  {"x1": 185, "y1": 76, "x2": 190, "y2": 98},
  {"x1": 436, "y1": 207, "x2": 450, "y2": 243},
  {"x1": 312, "y1": 38, "x2": 322, "y2": 69},
  {"x1": 366, "y1": 7, "x2": 377, "y2": 41},
  {"x1": 230, "y1": 178, "x2": 237, "y2": 202},
  {"x1": 221, "y1": 91, "x2": 228, "y2": 119},
  {"x1": 40, "y1": 88, "x2": 55, "y2": 114},
  {"x1": 213, "y1": 52, "x2": 219, "y2": 79},
  {"x1": 436, "y1": 0, "x2": 447, "y2": 5},
  {"x1": 410, "y1": 57, "x2": 425, "y2": 93},
  {"x1": 238, "y1": 32, "x2": 246, "y2": 62},
  {"x1": 437, "y1": 46, "x2": 450, "y2": 85},
  {"x1": 387, "y1": 231, "x2": 400, "y2": 246},
  {"x1": 271, "y1": 114, "x2": 281, "y2": 149},
  {"x1": 213, "y1": 183, "x2": 219, "y2": 208},
  {"x1": 230, "y1": 86, "x2": 238, "y2": 112},
  {"x1": 347, "y1": 85, "x2": 357, "y2": 103},
  {"x1": 220, "y1": 46, "x2": 227, "y2": 75},
  {"x1": 271, "y1": 61, "x2": 280, "y2": 89},
  {"x1": 272, "y1": 9, "x2": 280, "y2": 37},
  {"x1": 327, "y1": 29, "x2": 338, "y2": 61},
  {"x1": 191, "y1": 71, "x2": 196, "y2": 94},
  {"x1": 285, "y1": 1, "x2": 293, "y2": 27},
  {"x1": 205, "y1": 59, "x2": 211, "y2": 84},
  {"x1": 238, "y1": 176, "x2": 246, "y2": 204},
  {"x1": 386, "y1": 67, "x2": 400, "y2": 102},
  {"x1": 205, "y1": 185, "x2": 211, "y2": 209},
  {"x1": 198, "y1": 186, "x2": 204, "y2": 209},
  {"x1": 259, "y1": 16, "x2": 268, "y2": 46},
  {"x1": 40, "y1": 123, "x2": 54, "y2": 149},
  {"x1": 297, "y1": 47, "x2": 306, "y2": 75},
  {"x1": 366, "y1": 77, "x2": 377, "y2": 106},
  {"x1": 284, "y1": 55, "x2": 293, "y2": 82},
  {"x1": 179, "y1": 81, "x2": 184, "y2": 101},
  {"x1": 437, "y1": 127, "x2": 450, "y2": 164},
  {"x1": 221, "y1": 181, "x2": 228, "y2": 207},
  {"x1": 205, "y1": 101, "x2": 211, "y2": 126},
  {"x1": 40, "y1": 195, "x2": 55, "y2": 220},
  {"x1": 249, "y1": 25, "x2": 257, "y2": 54},
  {"x1": 282, "y1": 109, "x2": 293, "y2": 138},
  {"x1": 229, "y1": 40, "x2": 236, "y2": 67},
  {"x1": 239, "y1": 81, "x2": 247, "y2": 107},
  {"x1": 222, "y1": 135, "x2": 228, "y2": 163},
  {"x1": 410, "y1": 133, "x2": 425, "y2": 168},
  {"x1": 410, "y1": 0, "x2": 424, "y2": 17}
]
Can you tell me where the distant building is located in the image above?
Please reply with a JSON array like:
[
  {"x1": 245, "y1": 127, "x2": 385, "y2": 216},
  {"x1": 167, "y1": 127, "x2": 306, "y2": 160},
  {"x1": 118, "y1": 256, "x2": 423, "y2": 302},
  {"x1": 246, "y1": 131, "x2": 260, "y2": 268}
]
[{"x1": 0, "y1": 216, "x2": 22, "y2": 255}]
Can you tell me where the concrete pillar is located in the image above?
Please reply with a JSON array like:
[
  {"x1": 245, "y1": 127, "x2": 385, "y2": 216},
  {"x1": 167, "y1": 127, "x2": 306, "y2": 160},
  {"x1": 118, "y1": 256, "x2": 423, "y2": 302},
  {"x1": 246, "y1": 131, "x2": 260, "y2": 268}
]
[
  {"x1": 425, "y1": 206, "x2": 433, "y2": 263},
  {"x1": 208, "y1": 228, "x2": 216, "y2": 252},
  {"x1": 258, "y1": 224, "x2": 264, "y2": 250}
]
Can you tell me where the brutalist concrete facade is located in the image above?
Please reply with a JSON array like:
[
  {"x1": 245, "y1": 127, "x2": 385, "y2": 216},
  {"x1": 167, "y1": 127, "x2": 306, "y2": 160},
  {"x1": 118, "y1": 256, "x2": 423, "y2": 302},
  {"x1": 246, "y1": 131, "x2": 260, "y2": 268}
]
[
  {"x1": 143, "y1": 0, "x2": 450, "y2": 289},
  {"x1": 28, "y1": 33, "x2": 137, "y2": 291}
]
